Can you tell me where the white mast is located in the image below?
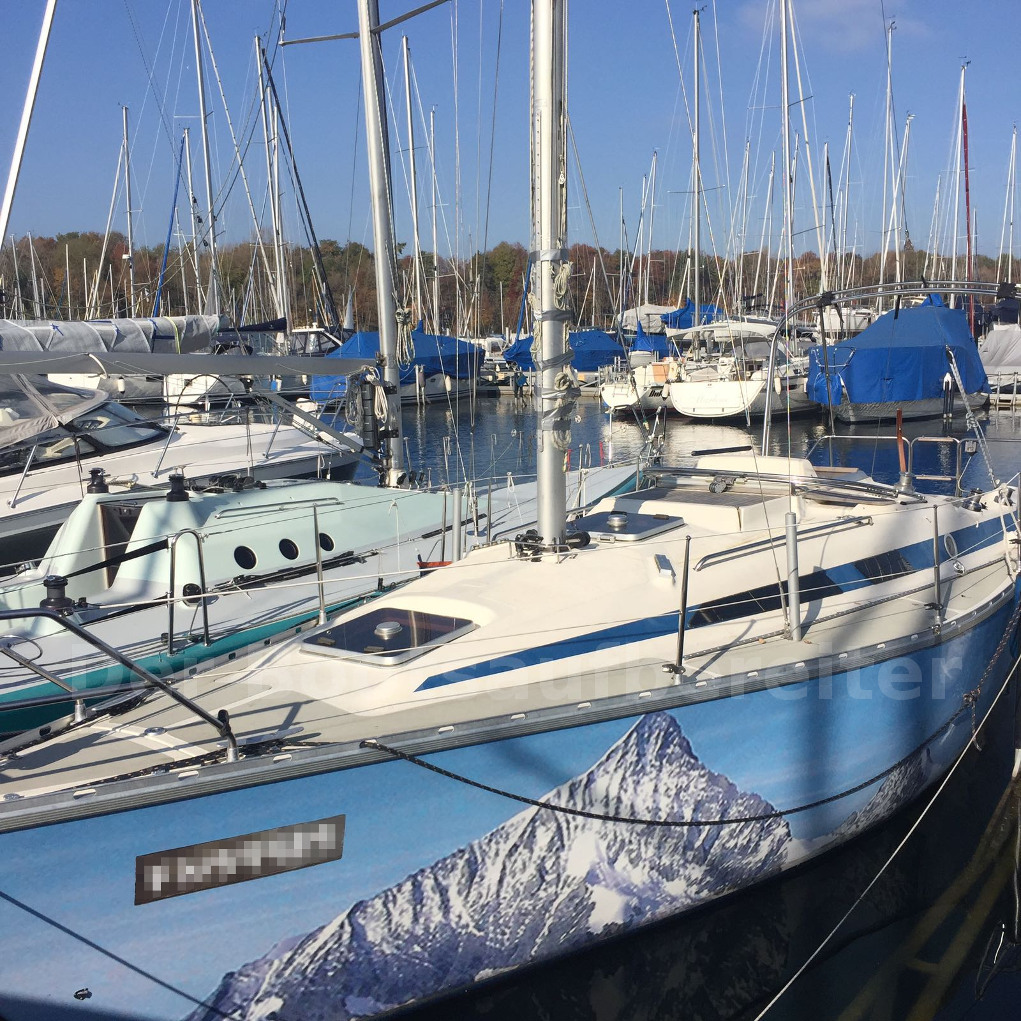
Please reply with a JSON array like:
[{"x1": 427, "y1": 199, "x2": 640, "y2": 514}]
[
  {"x1": 403, "y1": 36, "x2": 423, "y2": 326},
  {"x1": 430, "y1": 107, "x2": 440, "y2": 333},
  {"x1": 183, "y1": 127, "x2": 202, "y2": 308},
  {"x1": 951, "y1": 63, "x2": 966, "y2": 281},
  {"x1": 692, "y1": 7, "x2": 701, "y2": 328},
  {"x1": 0, "y1": 0, "x2": 57, "y2": 247},
  {"x1": 122, "y1": 106, "x2": 136, "y2": 317},
  {"x1": 839, "y1": 94, "x2": 854, "y2": 290},
  {"x1": 779, "y1": 0, "x2": 795, "y2": 312},
  {"x1": 998, "y1": 126, "x2": 1017, "y2": 283},
  {"x1": 357, "y1": 0, "x2": 405, "y2": 477},
  {"x1": 257, "y1": 36, "x2": 287, "y2": 325},
  {"x1": 191, "y1": 0, "x2": 219, "y2": 314},
  {"x1": 532, "y1": 0, "x2": 569, "y2": 548}
]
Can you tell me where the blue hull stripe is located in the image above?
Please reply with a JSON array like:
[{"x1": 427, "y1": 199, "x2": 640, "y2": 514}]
[{"x1": 418, "y1": 514, "x2": 1008, "y2": 691}]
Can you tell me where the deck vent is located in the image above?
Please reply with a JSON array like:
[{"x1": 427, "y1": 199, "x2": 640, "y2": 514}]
[
  {"x1": 304, "y1": 607, "x2": 476, "y2": 666},
  {"x1": 606, "y1": 512, "x2": 628, "y2": 531}
]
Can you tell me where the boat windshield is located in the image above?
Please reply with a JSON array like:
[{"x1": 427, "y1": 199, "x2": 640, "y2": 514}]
[{"x1": 0, "y1": 382, "x2": 166, "y2": 476}]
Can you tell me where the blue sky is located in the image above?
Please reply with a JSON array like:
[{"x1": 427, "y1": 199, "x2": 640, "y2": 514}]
[{"x1": 1, "y1": 0, "x2": 1019, "y2": 265}]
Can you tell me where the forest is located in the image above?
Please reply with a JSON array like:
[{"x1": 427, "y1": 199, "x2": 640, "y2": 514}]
[{"x1": 0, "y1": 230, "x2": 1012, "y2": 335}]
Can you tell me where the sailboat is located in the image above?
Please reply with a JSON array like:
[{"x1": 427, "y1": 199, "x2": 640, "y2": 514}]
[{"x1": 0, "y1": 7, "x2": 1018, "y2": 1021}]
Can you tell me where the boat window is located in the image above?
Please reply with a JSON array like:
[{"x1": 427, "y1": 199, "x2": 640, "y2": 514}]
[
  {"x1": 279, "y1": 539, "x2": 300, "y2": 560},
  {"x1": 318, "y1": 532, "x2": 335, "y2": 552},
  {"x1": 688, "y1": 570, "x2": 843, "y2": 629},
  {"x1": 234, "y1": 546, "x2": 257, "y2": 570},
  {"x1": 70, "y1": 403, "x2": 166, "y2": 450},
  {"x1": 854, "y1": 549, "x2": 914, "y2": 584},
  {"x1": 0, "y1": 427, "x2": 98, "y2": 475}
]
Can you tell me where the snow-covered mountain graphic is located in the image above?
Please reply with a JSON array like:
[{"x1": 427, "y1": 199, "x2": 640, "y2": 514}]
[{"x1": 188, "y1": 713, "x2": 793, "y2": 1021}]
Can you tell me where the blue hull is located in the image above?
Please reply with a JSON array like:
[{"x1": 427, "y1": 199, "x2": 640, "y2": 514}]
[{"x1": 0, "y1": 597, "x2": 1016, "y2": 1020}]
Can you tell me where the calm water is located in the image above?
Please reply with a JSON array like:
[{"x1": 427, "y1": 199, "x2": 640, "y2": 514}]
[{"x1": 382, "y1": 392, "x2": 1021, "y2": 1021}]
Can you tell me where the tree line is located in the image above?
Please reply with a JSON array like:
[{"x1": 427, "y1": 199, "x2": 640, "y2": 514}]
[{"x1": 1, "y1": 230, "x2": 1015, "y2": 334}]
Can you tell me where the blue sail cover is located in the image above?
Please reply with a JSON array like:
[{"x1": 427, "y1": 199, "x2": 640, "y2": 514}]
[
  {"x1": 806, "y1": 303, "x2": 988, "y2": 407},
  {"x1": 502, "y1": 329, "x2": 624, "y2": 372},
  {"x1": 633, "y1": 323, "x2": 669, "y2": 358},
  {"x1": 659, "y1": 299, "x2": 723, "y2": 331},
  {"x1": 310, "y1": 330, "x2": 482, "y2": 403}
]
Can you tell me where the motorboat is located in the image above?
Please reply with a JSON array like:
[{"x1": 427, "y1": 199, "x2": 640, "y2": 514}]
[{"x1": 0, "y1": 376, "x2": 361, "y2": 564}]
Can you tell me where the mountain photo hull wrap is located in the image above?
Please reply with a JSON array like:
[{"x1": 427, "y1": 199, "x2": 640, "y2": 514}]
[{"x1": 0, "y1": 596, "x2": 1014, "y2": 1021}]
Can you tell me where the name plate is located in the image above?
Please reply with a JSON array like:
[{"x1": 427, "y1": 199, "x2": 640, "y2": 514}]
[{"x1": 135, "y1": 814, "x2": 346, "y2": 905}]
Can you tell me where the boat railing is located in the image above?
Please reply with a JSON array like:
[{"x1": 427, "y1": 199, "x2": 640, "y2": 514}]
[
  {"x1": 0, "y1": 608, "x2": 238, "y2": 760},
  {"x1": 648, "y1": 465, "x2": 923, "y2": 505},
  {"x1": 167, "y1": 529, "x2": 211, "y2": 654},
  {"x1": 806, "y1": 434, "x2": 978, "y2": 496},
  {"x1": 693, "y1": 513, "x2": 874, "y2": 572}
]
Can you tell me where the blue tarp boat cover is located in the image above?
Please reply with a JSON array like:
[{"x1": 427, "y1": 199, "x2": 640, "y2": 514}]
[
  {"x1": 659, "y1": 299, "x2": 723, "y2": 331},
  {"x1": 806, "y1": 302, "x2": 988, "y2": 407},
  {"x1": 502, "y1": 329, "x2": 624, "y2": 372},
  {"x1": 310, "y1": 330, "x2": 482, "y2": 402},
  {"x1": 633, "y1": 323, "x2": 669, "y2": 358}
]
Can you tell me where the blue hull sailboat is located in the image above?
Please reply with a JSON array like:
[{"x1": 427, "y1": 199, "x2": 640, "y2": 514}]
[{"x1": 0, "y1": 8, "x2": 1017, "y2": 1021}]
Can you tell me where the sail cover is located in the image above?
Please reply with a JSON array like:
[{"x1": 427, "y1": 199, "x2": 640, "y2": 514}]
[
  {"x1": 503, "y1": 329, "x2": 624, "y2": 373},
  {"x1": 0, "y1": 315, "x2": 222, "y2": 356},
  {"x1": 807, "y1": 302, "x2": 989, "y2": 406},
  {"x1": 309, "y1": 330, "x2": 483, "y2": 403}
]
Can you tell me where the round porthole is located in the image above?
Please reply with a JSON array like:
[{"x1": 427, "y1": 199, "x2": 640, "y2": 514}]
[
  {"x1": 319, "y1": 532, "x2": 335, "y2": 552},
  {"x1": 944, "y1": 533, "x2": 958, "y2": 558},
  {"x1": 279, "y1": 538, "x2": 300, "y2": 560},
  {"x1": 234, "y1": 546, "x2": 257, "y2": 570}
]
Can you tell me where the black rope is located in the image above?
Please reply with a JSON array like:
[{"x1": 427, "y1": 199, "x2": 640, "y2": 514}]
[
  {"x1": 361, "y1": 598, "x2": 1021, "y2": 829},
  {"x1": 62, "y1": 538, "x2": 170, "y2": 580}
]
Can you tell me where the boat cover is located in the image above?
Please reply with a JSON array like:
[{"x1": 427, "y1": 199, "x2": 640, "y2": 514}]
[
  {"x1": 659, "y1": 299, "x2": 724, "y2": 331},
  {"x1": 0, "y1": 315, "x2": 222, "y2": 355},
  {"x1": 502, "y1": 329, "x2": 624, "y2": 373},
  {"x1": 0, "y1": 375, "x2": 107, "y2": 450},
  {"x1": 980, "y1": 323, "x2": 1021, "y2": 373},
  {"x1": 632, "y1": 323, "x2": 669, "y2": 358},
  {"x1": 309, "y1": 330, "x2": 482, "y2": 403},
  {"x1": 807, "y1": 302, "x2": 989, "y2": 406}
]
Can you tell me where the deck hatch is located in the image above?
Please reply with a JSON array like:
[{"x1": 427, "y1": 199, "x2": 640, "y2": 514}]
[
  {"x1": 574, "y1": 509, "x2": 684, "y2": 542},
  {"x1": 303, "y1": 607, "x2": 476, "y2": 665}
]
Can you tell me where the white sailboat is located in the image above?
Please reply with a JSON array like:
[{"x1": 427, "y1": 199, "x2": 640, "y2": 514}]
[{"x1": 0, "y1": 7, "x2": 1017, "y2": 1021}]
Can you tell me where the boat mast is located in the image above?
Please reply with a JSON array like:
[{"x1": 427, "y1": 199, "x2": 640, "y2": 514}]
[
  {"x1": 692, "y1": 7, "x2": 701, "y2": 329},
  {"x1": 0, "y1": 0, "x2": 57, "y2": 247},
  {"x1": 998, "y1": 126, "x2": 1017, "y2": 283},
  {"x1": 532, "y1": 0, "x2": 570, "y2": 548},
  {"x1": 122, "y1": 106, "x2": 136, "y2": 317},
  {"x1": 403, "y1": 37, "x2": 423, "y2": 326},
  {"x1": 357, "y1": 0, "x2": 405, "y2": 478},
  {"x1": 429, "y1": 107, "x2": 440, "y2": 333},
  {"x1": 191, "y1": 0, "x2": 219, "y2": 315},
  {"x1": 950, "y1": 63, "x2": 966, "y2": 282},
  {"x1": 839, "y1": 93, "x2": 854, "y2": 290},
  {"x1": 763, "y1": 0, "x2": 796, "y2": 454}
]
